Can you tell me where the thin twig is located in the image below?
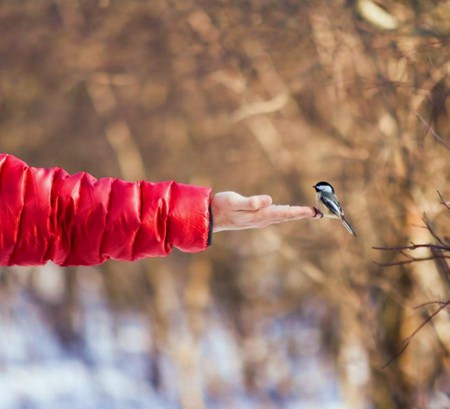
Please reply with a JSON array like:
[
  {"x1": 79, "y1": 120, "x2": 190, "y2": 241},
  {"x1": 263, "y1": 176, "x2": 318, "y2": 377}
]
[
  {"x1": 430, "y1": 246, "x2": 450, "y2": 285},
  {"x1": 373, "y1": 243, "x2": 450, "y2": 252},
  {"x1": 414, "y1": 300, "x2": 450, "y2": 309},
  {"x1": 382, "y1": 300, "x2": 450, "y2": 368},
  {"x1": 437, "y1": 190, "x2": 450, "y2": 210},
  {"x1": 422, "y1": 213, "x2": 446, "y2": 246},
  {"x1": 415, "y1": 112, "x2": 450, "y2": 150},
  {"x1": 399, "y1": 250, "x2": 414, "y2": 260}
]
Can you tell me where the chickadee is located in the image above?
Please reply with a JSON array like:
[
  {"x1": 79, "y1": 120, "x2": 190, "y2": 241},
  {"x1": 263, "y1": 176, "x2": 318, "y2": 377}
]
[{"x1": 313, "y1": 181, "x2": 356, "y2": 236}]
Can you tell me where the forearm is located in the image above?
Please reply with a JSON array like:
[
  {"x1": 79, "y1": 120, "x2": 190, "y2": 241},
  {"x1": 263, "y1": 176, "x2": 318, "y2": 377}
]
[{"x1": 0, "y1": 154, "x2": 212, "y2": 266}]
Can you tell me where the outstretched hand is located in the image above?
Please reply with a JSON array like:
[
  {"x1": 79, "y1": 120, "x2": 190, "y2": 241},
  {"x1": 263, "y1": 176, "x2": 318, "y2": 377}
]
[{"x1": 211, "y1": 191, "x2": 322, "y2": 232}]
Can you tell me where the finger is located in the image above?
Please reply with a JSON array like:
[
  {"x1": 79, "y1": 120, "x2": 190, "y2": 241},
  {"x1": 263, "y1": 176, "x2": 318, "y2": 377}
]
[
  {"x1": 231, "y1": 194, "x2": 273, "y2": 211},
  {"x1": 257, "y1": 205, "x2": 319, "y2": 220}
]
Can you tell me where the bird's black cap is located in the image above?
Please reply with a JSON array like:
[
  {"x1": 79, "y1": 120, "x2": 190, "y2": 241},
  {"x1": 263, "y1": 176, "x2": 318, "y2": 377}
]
[{"x1": 313, "y1": 181, "x2": 335, "y2": 192}]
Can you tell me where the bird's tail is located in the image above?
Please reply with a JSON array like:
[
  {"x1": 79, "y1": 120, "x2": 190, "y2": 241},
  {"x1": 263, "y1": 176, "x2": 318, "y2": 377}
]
[{"x1": 341, "y1": 216, "x2": 357, "y2": 236}]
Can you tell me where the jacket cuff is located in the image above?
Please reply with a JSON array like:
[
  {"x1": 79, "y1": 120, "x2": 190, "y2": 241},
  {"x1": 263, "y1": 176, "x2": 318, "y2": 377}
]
[
  {"x1": 167, "y1": 183, "x2": 212, "y2": 253},
  {"x1": 207, "y1": 203, "x2": 213, "y2": 246}
]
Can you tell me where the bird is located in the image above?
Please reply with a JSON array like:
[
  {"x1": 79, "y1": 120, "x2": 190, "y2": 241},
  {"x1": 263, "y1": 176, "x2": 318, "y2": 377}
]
[{"x1": 313, "y1": 181, "x2": 357, "y2": 236}]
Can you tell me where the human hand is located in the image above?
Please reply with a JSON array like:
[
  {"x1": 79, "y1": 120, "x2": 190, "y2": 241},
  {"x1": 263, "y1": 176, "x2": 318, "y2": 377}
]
[{"x1": 211, "y1": 191, "x2": 323, "y2": 232}]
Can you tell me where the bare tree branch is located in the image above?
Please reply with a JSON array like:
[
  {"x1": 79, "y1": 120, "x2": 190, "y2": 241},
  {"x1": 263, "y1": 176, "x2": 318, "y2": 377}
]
[
  {"x1": 415, "y1": 112, "x2": 450, "y2": 150},
  {"x1": 382, "y1": 300, "x2": 450, "y2": 368},
  {"x1": 431, "y1": 246, "x2": 450, "y2": 285},
  {"x1": 438, "y1": 190, "x2": 450, "y2": 210},
  {"x1": 422, "y1": 213, "x2": 447, "y2": 246},
  {"x1": 375, "y1": 193, "x2": 450, "y2": 368},
  {"x1": 373, "y1": 243, "x2": 450, "y2": 252}
]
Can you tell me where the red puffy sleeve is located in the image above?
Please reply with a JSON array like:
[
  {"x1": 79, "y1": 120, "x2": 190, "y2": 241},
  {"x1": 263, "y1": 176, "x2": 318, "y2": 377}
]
[{"x1": 0, "y1": 154, "x2": 212, "y2": 266}]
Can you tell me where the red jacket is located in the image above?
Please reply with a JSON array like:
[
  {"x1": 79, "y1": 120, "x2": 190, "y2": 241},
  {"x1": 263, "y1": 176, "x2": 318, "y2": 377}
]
[{"x1": 0, "y1": 154, "x2": 212, "y2": 266}]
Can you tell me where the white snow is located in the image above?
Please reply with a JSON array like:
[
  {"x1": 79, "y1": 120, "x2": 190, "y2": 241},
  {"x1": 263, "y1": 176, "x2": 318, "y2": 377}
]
[{"x1": 0, "y1": 266, "x2": 346, "y2": 409}]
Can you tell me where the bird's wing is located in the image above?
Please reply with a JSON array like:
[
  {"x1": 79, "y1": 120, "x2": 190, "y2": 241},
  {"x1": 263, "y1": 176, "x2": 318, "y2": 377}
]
[{"x1": 321, "y1": 192, "x2": 343, "y2": 217}]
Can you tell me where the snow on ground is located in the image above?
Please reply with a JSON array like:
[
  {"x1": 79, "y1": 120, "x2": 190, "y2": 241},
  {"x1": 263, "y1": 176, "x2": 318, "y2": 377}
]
[{"x1": 0, "y1": 267, "x2": 346, "y2": 409}]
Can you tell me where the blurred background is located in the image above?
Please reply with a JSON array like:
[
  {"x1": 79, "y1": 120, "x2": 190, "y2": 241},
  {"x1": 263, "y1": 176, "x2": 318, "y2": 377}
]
[{"x1": 0, "y1": 0, "x2": 449, "y2": 408}]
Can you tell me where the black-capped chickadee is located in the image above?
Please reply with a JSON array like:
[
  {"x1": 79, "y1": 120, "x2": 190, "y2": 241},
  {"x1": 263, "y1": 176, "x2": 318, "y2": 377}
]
[{"x1": 313, "y1": 181, "x2": 357, "y2": 236}]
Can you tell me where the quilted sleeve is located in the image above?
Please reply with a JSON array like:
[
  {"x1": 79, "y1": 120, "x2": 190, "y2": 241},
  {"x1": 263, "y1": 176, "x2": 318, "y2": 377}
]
[{"x1": 0, "y1": 154, "x2": 212, "y2": 266}]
